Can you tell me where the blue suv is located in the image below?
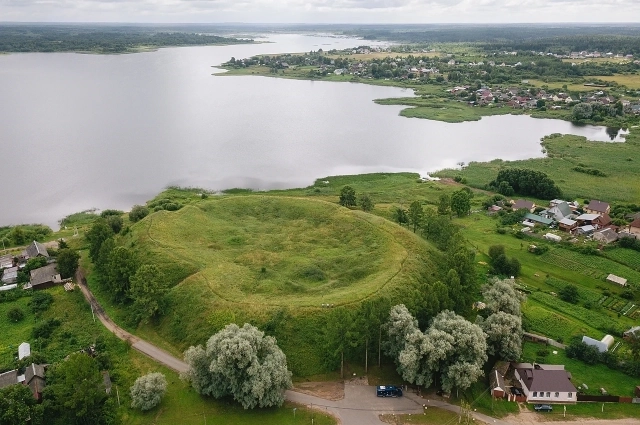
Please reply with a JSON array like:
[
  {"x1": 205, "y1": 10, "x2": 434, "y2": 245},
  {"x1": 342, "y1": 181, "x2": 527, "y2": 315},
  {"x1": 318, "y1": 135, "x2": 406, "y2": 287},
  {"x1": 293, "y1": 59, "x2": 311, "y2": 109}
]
[{"x1": 376, "y1": 385, "x2": 403, "y2": 397}]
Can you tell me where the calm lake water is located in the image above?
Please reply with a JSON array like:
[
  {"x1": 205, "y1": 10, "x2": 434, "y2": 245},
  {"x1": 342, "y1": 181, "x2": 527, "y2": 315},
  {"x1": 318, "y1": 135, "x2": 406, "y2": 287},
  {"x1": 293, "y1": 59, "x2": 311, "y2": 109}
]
[{"x1": 0, "y1": 34, "x2": 628, "y2": 228}]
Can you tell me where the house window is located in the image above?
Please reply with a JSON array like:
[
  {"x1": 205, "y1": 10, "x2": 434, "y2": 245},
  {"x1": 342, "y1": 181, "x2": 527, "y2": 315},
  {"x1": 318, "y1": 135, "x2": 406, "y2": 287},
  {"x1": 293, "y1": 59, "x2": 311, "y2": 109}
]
[
  {"x1": 555, "y1": 392, "x2": 559, "y2": 397},
  {"x1": 546, "y1": 392, "x2": 550, "y2": 397},
  {"x1": 533, "y1": 392, "x2": 537, "y2": 397},
  {"x1": 568, "y1": 392, "x2": 573, "y2": 398}
]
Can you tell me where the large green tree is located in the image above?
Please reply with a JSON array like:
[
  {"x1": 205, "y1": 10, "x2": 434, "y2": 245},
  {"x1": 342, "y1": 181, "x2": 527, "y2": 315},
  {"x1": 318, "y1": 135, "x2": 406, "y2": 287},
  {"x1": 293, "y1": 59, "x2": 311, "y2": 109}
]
[
  {"x1": 129, "y1": 265, "x2": 168, "y2": 323},
  {"x1": 43, "y1": 353, "x2": 112, "y2": 425},
  {"x1": 480, "y1": 311, "x2": 523, "y2": 361},
  {"x1": 339, "y1": 186, "x2": 357, "y2": 207},
  {"x1": 56, "y1": 249, "x2": 80, "y2": 279},
  {"x1": 437, "y1": 194, "x2": 451, "y2": 216},
  {"x1": 106, "y1": 246, "x2": 138, "y2": 302},
  {"x1": 130, "y1": 372, "x2": 167, "y2": 411},
  {"x1": 0, "y1": 384, "x2": 44, "y2": 425},
  {"x1": 182, "y1": 323, "x2": 292, "y2": 409},
  {"x1": 482, "y1": 278, "x2": 523, "y2": 316},
  {"x1": 407, "y1": 201, "x2": 424, "y2": 233},
  {"x1": 85, "y1": 219, "x2": 114, "y2": 263},
  {"x1": 450, "y1": 189, "x2": 471, "y2": 217},
  {"x1": 394, "y1": 309, "x2": 487, "y2": 393}
]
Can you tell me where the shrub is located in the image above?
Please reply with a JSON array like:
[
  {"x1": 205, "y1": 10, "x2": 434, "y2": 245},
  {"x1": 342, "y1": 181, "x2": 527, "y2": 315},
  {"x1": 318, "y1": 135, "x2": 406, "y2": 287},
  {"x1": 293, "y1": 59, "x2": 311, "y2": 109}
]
[
  {"x1": 32, "y1": 318, "x2": 61, "y2": 339},
  {"x1": 559, "y1": 284, "x2": 579, "y2": 304},
  {"x1": 129, "y1": 205, "x2": 150, "y2": 223},
  {"x1": 7, "y1": 307, "x2": 25, "y2": 322},
  {"x1": 29, "y1": 292, "x2": 53, "y2": 314},
  {"x1": 130, "y1": 372, "x2": 167, "y2": 411}
]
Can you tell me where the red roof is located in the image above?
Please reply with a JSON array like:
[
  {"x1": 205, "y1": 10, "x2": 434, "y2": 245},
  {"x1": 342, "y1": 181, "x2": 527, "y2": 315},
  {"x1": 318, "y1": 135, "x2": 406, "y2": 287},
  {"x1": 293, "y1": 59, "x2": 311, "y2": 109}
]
[{"x1": 630, "y1": 218, "x2": 640, "y2": 229}]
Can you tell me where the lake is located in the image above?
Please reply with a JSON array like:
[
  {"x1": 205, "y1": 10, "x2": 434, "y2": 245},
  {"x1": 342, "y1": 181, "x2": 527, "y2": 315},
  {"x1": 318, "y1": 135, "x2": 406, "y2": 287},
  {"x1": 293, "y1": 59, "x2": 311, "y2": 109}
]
[{"x1": 0, "y1": 34, "x2": 628, "y2": 228}]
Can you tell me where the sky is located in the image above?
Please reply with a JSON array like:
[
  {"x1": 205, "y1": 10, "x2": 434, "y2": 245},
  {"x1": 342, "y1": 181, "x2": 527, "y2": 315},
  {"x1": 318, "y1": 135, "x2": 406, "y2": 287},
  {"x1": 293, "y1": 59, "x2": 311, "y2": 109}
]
[{"x1": 1, "y1": 0, "x2": 639, "y2": 23}]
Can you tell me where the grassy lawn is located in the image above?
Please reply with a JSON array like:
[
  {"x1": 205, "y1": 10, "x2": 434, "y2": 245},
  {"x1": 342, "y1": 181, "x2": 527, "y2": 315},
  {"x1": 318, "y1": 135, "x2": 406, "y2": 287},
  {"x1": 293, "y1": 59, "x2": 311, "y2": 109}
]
[{"x1": 596, "y1": 74, "x2": 640, "y2": 89}]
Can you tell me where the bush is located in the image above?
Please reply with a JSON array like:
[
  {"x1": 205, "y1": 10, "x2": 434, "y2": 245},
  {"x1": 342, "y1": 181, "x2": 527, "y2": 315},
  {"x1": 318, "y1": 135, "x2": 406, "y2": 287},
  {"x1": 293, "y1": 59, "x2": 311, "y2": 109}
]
[
  {"x1": 29, "y1": 292, "x2": 53, "y2": 314},
  {"x1": 559, "y1": 284, "x2": 579, "y2": 304},
  {"x1": 130, "y1": 372, "x2": 167, "y2": 411},
  {"x1": 7, "y1": 307, "x2": 25, "y2": 322},
  {"x1": 32, "y1": 318, "x2": 61, "y2": 339},
  {"x1": 129, "y1": 205, "x2": 150, "y2": 223}
]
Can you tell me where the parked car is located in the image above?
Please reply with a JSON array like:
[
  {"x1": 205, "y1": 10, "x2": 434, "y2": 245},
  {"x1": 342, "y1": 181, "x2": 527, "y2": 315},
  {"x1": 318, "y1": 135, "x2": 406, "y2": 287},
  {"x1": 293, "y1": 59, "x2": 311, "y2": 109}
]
[
  {"x1": 534, "y1": 404, "x2": 553, "y2": 412},
  {"x1": 376, "y1": 385, "x2": 403, "y2": 397},
  {"x1": 510, "y1": 387, "x2": 522, "y2": 396}
]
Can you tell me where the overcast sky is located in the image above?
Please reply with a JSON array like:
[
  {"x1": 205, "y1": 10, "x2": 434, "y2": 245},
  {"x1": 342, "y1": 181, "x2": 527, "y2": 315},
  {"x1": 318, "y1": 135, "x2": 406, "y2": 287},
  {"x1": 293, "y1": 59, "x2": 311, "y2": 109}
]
[{"x1": 1, "y1": 0, "x2": 639, "y2": 23}]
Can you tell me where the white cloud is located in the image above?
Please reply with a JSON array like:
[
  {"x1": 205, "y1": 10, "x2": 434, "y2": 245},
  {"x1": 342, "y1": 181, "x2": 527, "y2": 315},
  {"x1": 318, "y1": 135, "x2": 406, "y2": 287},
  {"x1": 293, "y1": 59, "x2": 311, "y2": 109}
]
[{"x1": 0, "y1": 0, "x2": 638, "y2": 22}]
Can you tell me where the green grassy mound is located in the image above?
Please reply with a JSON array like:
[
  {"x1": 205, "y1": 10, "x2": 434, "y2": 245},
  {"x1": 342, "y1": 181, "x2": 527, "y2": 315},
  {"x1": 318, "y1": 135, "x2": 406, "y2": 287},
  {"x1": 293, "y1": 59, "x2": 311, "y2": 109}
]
[{"x1": 126, "y1": 196, "x2": 440, "y2": 376}]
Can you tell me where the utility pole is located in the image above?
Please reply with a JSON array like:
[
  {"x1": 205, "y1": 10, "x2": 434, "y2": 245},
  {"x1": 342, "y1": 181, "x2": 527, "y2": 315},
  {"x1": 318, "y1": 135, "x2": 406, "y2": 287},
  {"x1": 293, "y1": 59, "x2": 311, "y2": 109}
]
[
  {"x1": 365, "y1": 338, "x2": 368, "y2": 374},
  {"x1": 378, "y1": 325, "x2": 382, "y2": 367},
  {"x1": 116, "y1": 386, "x2": 120, "y2": 407}
]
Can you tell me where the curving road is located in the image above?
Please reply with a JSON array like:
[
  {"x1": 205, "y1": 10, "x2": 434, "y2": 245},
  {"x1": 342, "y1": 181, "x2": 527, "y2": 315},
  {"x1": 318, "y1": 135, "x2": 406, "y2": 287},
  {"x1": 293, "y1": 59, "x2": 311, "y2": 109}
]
[
  {"x1": 75, "y1": 269, "x2": 511, "y2": 425},
  {"x1": 76, "y1": 269, "x2": 188, "y2": 373}
]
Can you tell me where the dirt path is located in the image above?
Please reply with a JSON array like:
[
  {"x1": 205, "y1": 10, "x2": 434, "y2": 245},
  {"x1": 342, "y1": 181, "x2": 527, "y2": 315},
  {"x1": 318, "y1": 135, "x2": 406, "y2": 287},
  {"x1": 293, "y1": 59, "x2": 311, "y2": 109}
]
[{"x1": 75, "y1": 269, "x2": 188, "y2": 373}]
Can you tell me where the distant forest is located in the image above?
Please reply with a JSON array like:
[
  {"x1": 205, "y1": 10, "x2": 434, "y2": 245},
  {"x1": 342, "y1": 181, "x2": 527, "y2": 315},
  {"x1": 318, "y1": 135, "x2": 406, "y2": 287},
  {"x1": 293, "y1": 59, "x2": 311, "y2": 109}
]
[
  {"x1": 338, "y1": 24, "x2": 640, "y2": 54},
  {"x1": 0, "y1": 24, "x2": 253, "y2": 53}
]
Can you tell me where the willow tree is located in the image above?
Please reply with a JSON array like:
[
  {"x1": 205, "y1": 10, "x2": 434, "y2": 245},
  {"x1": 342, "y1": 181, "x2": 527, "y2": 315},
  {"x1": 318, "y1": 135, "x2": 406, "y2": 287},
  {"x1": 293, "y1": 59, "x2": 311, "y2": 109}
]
[{"x1": 182, "y1": 323, "x2": 292, "y2": 409}]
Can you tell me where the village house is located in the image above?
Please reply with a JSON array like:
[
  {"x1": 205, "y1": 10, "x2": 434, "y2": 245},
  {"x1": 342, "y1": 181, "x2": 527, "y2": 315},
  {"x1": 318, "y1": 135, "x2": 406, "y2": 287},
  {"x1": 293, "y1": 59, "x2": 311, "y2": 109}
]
[
  {"x1": 23, "y1": 240, "x2": 49, "y2": 260},
  {"x1": 593, "y1": 228, "x2": 618, "y2": 244},
  {"x1": 513, "y1": 363, "x2": 577, "y2": 404},
  {"x1": 512, "y1": 199, "x2": 536, "y2": 212},
  {"x1": 541, "y1": 201, "x2": 573, "y2": 221},
  {"x1": 25, "y1": 263, "x2": 62, "y2": 290},
  {"x1": 575, "y1": 213, "x2": 600, "y2": 227},
  {"x1": 558, "y1": 218, "x2": 577, "y2": 232},
  {"x1": 585, "y1": 200, "x2": 610, "y2": 215},
  {"x1": 628, "y1": 218, "x2": 640, "y2": 236},
  {"x1": 0, "y1": 363, "x2": 47, "y2": 400}
]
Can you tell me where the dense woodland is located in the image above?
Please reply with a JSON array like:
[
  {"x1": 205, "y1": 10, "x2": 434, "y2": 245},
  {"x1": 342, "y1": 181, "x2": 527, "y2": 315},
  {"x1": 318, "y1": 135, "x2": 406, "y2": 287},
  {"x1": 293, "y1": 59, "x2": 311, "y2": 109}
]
[{"x1": 0, "y1": 24, "x2": 252, "y2": 53}]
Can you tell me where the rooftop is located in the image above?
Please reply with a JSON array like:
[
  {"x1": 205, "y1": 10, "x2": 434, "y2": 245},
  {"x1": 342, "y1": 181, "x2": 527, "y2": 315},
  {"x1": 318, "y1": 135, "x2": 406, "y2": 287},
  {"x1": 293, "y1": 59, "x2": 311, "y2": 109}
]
[{"x1": 586, "y1": 200, "x2": 610, "y2": 213}]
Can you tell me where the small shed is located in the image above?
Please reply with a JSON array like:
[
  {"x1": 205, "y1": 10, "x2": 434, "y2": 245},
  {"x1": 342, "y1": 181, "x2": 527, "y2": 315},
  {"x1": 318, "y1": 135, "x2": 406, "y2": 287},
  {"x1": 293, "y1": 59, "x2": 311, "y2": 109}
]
[
  {"x1": 607, "y1": 274, "x2": 628, "y2": 287},
  {"x1": 635, "y1": 386, "x2": 640, "y2": 398},
  {"x1": 0, "y1": 254, "x2": 14, "y2": 269},
  {"x1": 544, "y1": 233, "x2": 562, "y2": 242},
  {"x1": 0, "y1": 284, "x2": 17, "y2": 292},
  {"x1": 18, "y1": 342, "x2": 31, "y2": 360},
  {"x1": 582, "y1": 335, "x2": 614, "y2": 352},
  {"x1": 1, "y1": 266, "x2": 18, "y2": 285}
]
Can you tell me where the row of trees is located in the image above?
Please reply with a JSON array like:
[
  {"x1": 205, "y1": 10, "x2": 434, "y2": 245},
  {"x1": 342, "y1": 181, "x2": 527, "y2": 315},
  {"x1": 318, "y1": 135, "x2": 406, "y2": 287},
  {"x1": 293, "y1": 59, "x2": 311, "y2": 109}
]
[
  {"x1": 338, "y1": 186, "x2": 374, "y2": 212},
  {"x1": 383, "y1": 279, "x2": 524, "y2": 394},
  {"x1": 86, "y1": 217, "x2": 167, "y2": 323}
]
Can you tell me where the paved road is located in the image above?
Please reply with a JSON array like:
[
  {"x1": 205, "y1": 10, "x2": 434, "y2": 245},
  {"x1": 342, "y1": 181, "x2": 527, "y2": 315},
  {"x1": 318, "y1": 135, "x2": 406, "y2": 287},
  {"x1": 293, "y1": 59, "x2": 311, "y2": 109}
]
[
  {"x1": 76, "y1": 269, "x2": 189, "y2": 373},
  {"x1": 75, "y1": 269, "x2": 511, "y2": 425},
  {"x1": 287, "y1": 385, "x2": 515, "y2": 425}
]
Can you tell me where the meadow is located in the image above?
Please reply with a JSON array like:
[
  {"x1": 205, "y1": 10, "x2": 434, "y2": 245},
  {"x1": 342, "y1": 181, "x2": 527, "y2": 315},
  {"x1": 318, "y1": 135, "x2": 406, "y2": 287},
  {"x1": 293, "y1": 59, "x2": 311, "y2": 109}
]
[
  {"x1": 437, "y1": 131, "x2": 640, "y2": 203},
  {"x1": 90, "y1": 195, "x2": 441, "y2": 377}
]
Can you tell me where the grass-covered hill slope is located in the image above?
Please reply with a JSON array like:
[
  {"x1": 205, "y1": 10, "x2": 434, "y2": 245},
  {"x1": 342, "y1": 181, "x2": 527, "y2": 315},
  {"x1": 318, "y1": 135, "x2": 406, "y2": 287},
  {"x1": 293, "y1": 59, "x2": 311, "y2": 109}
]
[{"x1": 123, "y1": 196, "x2": 442, "y2": 376}]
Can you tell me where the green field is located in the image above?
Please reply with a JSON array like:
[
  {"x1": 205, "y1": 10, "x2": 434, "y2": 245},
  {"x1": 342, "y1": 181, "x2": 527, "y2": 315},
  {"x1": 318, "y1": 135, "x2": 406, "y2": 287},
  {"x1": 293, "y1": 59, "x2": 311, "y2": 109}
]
[
  {"x1": 437, "y1": 131, "x2": 640, "y2": 203},
  {"x1": 138, "y1": 197, "x2": 412, "y2": 307},
  {"x1": 374, "y1": 97, "x2": 521, "y2": 123}
]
